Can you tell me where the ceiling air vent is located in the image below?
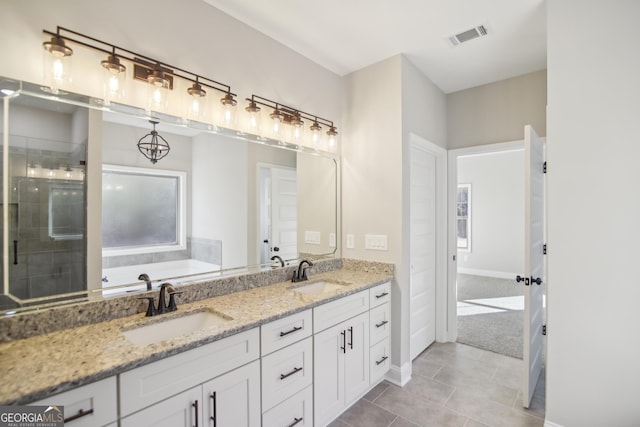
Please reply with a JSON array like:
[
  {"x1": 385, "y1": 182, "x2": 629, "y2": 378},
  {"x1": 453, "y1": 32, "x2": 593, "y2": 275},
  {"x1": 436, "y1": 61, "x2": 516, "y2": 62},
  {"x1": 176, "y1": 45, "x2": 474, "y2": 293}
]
[{"x1": 448, "y1": 25, "x2": 488, "y2": 46}]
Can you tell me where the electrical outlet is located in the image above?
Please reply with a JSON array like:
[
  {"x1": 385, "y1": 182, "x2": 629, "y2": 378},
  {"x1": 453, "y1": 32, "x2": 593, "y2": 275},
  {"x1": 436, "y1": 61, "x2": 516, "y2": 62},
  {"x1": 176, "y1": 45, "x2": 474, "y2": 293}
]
[
  {"x1": 346, "y1": 234, "x2": 355, "y2": 249},
  {"x1": 329, "y1": 233, "x2": 336, "y2": 248},
  {"x1": 365, "y1": 234, "x2": 388, "y2": 251}
]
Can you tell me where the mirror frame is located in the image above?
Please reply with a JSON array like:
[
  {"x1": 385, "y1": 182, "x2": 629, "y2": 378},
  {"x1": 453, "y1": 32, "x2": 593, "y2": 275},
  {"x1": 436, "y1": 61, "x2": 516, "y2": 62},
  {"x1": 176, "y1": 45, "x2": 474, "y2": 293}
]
[{"x1": 0, "y1": 77, "x2": 339, "y2": 314}]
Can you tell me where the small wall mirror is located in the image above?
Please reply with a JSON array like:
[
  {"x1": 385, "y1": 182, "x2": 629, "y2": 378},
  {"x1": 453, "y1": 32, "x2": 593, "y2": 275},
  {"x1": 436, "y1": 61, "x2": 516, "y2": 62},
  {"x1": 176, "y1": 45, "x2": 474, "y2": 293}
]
[{"x1": 0, "y1": 77, "x2": 338, "y2": 313}]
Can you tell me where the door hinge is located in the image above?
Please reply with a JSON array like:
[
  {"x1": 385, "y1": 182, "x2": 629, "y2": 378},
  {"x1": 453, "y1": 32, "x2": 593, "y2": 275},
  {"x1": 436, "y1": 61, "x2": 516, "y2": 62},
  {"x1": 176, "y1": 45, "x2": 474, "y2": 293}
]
[
  {"x1": 543, "y1": 161, "x2": 547, "y2": 174},
  {"x1": 542, "y1": 325, "x2": 547, "y2": 336},
  {"x1": 543, "y1": 244, "x2": 547, "y2": 255}
]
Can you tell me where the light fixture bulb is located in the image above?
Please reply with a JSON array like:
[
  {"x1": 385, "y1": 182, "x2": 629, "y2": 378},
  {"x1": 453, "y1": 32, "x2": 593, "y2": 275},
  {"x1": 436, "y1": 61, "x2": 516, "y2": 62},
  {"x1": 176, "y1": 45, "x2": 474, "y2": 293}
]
[
  {"x1": 291, "y1": 113, "x2": 304, "y2": 142},
  {"x1": 327, "y1": 125, "x2": 338, "y2": 151},
  {"x1": 245, "y1": 100, "x2": 261, "y2": 132},
  {"x1": 310, "y1": 120, "x2": 322, "y2": 146},
  {"x1": 220, "y1": 92, "x2": 237, "y2": 126},
  {"x1": 101, "y1": 54, "x2": 126, "y2": 104},
  {"x1": 270, "y1": 109, "x2": 283, "y2": 136},
  {"x1": 146, "y1": 66, "x2": 170, "y2": 112},
  {"x1": 43, "y1": 35, "x2": 73, "y2": 93},
  {"x1": 185, "y1": 82, "x2": 207, "y2": 121}
]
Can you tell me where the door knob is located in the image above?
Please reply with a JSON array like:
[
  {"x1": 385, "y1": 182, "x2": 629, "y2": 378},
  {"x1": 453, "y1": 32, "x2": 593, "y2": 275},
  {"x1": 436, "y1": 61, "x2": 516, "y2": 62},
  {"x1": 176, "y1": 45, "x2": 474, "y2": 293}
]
[
  {"x1": 531, "y1": 277, "x2": 542, "y2": 285},
  {"x1": 516, "y1": 275, "x2": 530, "y2": 286}
]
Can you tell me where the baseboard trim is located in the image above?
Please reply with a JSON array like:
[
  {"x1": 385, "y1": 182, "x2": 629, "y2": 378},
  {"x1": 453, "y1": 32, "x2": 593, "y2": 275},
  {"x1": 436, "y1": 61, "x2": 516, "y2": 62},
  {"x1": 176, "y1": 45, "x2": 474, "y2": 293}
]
[
  {"x1": 386, "y1": 362, "x2": 411, "y2": 386},
  {"x1": 544, "y1": 420, "x2": 564, "y2": 427},
  {"x1": 458, "y1": 268, "x2": 516, "y2": 280}
]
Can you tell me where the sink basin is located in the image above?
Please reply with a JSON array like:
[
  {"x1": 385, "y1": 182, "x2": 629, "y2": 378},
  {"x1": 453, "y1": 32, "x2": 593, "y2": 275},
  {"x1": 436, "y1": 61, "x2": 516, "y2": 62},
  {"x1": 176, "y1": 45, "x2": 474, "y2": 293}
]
[
  {"x1": 290, "y1": 280, "x2": 350, "y2": 295},
  {"x1": 123, "y1": 310, "x2": 232, "y2": 346}
]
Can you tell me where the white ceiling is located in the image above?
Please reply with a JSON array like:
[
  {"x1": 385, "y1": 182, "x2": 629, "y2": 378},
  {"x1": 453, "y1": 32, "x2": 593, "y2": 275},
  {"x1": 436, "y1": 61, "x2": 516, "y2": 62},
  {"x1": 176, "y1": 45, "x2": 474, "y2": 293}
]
[{"x1": 203, "y1": 0, "x2": 546, "y2": 94}]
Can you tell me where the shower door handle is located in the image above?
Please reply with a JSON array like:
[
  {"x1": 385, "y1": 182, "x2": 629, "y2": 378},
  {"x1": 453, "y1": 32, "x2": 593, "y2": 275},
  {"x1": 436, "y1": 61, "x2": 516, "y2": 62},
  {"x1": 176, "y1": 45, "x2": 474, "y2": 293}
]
[{"x1": 13, "y1": 240, "x2": 18, "y2": 265}]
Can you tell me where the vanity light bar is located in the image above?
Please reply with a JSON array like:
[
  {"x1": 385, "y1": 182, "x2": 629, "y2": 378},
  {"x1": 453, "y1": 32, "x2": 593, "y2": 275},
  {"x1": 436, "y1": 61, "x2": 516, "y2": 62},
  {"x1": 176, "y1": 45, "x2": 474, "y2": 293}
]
[
  {"x1": 42, "y1": 26, "x2": 236, "y2": 98},
  {"x1": 246, "y1": 94, "x2": 338, "y2": 135}
]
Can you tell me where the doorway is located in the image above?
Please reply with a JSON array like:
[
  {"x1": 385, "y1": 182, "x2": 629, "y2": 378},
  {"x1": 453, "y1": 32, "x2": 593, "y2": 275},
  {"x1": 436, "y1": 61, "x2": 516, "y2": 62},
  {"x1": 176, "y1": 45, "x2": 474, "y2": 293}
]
[
  {"x1": 258, "y1": 164, "x2": 297, "y2": 265},
  {"x1": 455, "y1": 147, "x2": 525, "y2": 358}
]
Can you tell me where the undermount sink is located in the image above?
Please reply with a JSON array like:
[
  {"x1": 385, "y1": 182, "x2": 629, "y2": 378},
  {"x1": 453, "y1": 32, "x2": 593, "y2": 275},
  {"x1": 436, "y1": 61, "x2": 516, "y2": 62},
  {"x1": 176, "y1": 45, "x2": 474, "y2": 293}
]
[
  {"x1": 123, "y1": 310, "x2": 232, "y2": 346},
  {"x1": 289, "y1": 280, "x2": 350, "y2": 295}
]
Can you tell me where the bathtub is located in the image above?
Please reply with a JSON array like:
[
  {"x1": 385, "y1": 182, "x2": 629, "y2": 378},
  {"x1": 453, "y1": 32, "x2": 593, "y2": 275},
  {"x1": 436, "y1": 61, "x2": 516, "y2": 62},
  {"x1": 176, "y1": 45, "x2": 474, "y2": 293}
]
[{"x1": 101, "y1": 259, "x2": 221, "y2": 295}]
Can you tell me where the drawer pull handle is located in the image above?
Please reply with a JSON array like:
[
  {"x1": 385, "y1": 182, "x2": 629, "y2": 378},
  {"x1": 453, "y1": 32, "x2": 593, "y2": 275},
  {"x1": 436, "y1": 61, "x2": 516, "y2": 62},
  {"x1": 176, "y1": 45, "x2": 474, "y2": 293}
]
[
  {"x1": 280, "y1": 366, "x2": 303, "y2": 380},
  {"x1": 375, "y1": 320, "x2": 389, "y2": 328},
  {"x1": 192, "y1": 399, "x2": 199, "y2": 427},
  {"x1": 64, "y1": 408, "x2": 94, "y2": 423},
  {"x1": 210, "y1": 392, "x2": 217, "y2": 427},
  {"x1": 348, "y1": 326, "x2": 354, "y2": 349},
  {"x1": 376, "y1": 355, "x2": 389, "y2": 366},
  {"x1": 340, "y1": 330, "x2": 346, "y2": 353},
  {"x1": 288, "y1": 417, "x2": 303, "y2": 427},
  {"x1": 279, "y1": 326, "x2": 303, "y2": 337},
  {"x1": 375, "y1": 291, "x2": 389, "y2": 299}
]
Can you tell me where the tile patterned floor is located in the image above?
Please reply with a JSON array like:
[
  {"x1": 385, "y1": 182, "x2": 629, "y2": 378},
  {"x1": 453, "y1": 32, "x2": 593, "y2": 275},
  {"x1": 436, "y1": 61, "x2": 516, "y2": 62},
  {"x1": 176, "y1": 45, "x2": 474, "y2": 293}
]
[{"x1": 328, "y1": 342, "x2": 545, "y2": 427}]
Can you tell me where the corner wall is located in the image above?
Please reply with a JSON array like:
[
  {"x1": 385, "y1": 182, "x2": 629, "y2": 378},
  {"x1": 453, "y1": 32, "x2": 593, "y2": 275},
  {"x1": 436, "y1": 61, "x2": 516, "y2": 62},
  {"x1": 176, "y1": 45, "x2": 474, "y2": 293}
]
[{"x1": 546, "y1": 1, "x2": 640, "y2": 425}]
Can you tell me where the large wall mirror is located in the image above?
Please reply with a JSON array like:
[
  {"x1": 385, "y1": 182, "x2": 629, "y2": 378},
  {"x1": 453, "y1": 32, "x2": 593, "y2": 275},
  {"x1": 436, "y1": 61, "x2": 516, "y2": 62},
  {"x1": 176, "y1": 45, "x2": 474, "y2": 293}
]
[{"x1": 0, "y1": 78, "x2": 338, "y2": 313}]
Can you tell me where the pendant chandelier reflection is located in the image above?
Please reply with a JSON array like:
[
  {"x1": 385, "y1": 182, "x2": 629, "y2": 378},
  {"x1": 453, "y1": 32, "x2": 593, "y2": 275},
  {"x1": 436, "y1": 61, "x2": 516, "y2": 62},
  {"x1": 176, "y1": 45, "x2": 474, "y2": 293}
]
[{"x1": 137, "y1": 121, "x2": 170, "y2": 164}]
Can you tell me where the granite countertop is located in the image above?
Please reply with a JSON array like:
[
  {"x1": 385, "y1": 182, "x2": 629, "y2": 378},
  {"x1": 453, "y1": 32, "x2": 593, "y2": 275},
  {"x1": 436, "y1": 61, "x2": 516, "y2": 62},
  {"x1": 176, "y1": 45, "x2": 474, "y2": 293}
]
[{"x1": 0, "y1": 268, "x2": 392, "y2": 405}]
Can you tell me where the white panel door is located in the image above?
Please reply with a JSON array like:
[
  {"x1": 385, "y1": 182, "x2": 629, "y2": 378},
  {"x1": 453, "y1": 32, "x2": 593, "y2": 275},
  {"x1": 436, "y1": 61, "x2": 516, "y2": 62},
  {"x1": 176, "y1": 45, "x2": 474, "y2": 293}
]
[
  {"x1": 271, "y1": 167, "x2": 297, "y2": 261},
  {"x1": 523, "y1": 125, "x2": 545, "y2": 408},
  {"x1": 410, "y1": 139, "x2": 437, "y2": 360},
  {"x1": 203, "y1": 360, "x2": 261, "y2": 427},
  {"x1": 343, "y1": 311, "x2": 370, "y2": 404},
  {"x1": 314, "y1": 321, "x2": 346, "y2": 426}
]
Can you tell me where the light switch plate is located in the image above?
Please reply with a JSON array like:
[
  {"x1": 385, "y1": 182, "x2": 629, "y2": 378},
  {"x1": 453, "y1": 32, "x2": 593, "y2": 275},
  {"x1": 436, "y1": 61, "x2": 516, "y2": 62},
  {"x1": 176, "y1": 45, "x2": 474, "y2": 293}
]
[
  {"x1": 365, "y1": 234, "x2": 388, "y2": 251},
  {"x1": 329, "y1": 233, "x2": 336, "y2": 248},
  {"x1": 346, "y1": 234, "x2": 355, "y2": 249}
]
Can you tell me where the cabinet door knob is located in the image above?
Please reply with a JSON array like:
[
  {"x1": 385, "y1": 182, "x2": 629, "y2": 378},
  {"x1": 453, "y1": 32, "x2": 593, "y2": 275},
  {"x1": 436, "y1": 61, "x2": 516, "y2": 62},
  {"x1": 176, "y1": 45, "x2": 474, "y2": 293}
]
[
  {"x1": 340, "y1": 330, "x2": 346, "y2": 354},
  {"x1": 192, "y1": 399, "x2": 199, "y2": 427}
]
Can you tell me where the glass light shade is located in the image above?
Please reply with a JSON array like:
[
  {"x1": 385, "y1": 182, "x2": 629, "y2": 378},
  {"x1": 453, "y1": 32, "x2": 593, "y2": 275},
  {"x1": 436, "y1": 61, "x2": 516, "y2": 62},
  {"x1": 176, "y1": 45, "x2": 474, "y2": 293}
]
[
  {"x1": 244, "y1": 100, "x2": 262, "y2": 133},
  {"x1": 290, "y1": 115, "x2": 304, "y2": 143},
  {"x1": 101, "y1": 55, "x2": 126, "y2": 104},
  {"x1": 327, "y1": 126, "x2": 338, "y2": 152},
  {"x1": 270, "y1": 109, "x2": 284, "y2": 139},
  {"x1": 186, "y1": 83, "x2": 207, "y2": 122},
  {"x1": 310, "y1": 121, "x2": 323, "y2": 148},
  {"x1": 147, "y1": 70, "x2": 170, "y2": 112},
  {"x1": 220, "y1": 93, "x2": 237, "y2": 127},
  {"x1": 42, "y1": 36, "x2": 73, "y2": 94}
]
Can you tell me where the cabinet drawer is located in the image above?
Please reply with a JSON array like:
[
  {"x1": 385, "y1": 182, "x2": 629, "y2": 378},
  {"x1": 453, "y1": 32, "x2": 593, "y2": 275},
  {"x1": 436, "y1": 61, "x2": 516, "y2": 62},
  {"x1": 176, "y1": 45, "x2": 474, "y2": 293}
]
[
  {"x1": 31, "y1": 377, "x2": 117, "y2": 427},
  {"x1": 369, "y1": 302, "x2": 391, "y2": 345},
  {"x1": 314, "y1": 290, "x2": 369, "y2": 333},
  {"x1": 262, "y1": 384, "x2": 312, "y2": 427},
  {"x1": 120, "y1": 327, "x2": 259, "y2": 417},
  {"x1": 370, "y1": 337, "x2": 391, "y2": 384},
  {"x1": 261, "y1": 336, "x2": 313, "y2": 411},
  {"x1": 370, "y1": 282, "x2": 391, "y2": 308},
  {"x1": 261, "y1": 309, "x2": 312, "y2": 356}
]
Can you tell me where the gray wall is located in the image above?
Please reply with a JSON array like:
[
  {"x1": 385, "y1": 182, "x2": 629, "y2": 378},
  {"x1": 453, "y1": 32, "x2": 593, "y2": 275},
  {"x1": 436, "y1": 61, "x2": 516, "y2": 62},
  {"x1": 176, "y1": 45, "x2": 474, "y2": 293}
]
[
  {"x1": 447, "y1": 70, "x2": 546, "y2": 149},
  {"x1": 546, "y1": 1, "x2": 640, "y2": 425}
]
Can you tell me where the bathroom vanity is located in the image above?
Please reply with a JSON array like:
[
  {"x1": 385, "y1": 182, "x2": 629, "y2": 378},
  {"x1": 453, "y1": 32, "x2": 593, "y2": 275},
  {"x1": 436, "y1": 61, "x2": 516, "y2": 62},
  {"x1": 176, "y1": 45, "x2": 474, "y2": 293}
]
[{"x1": 0, "y1": 260, "x2": 393, "y2": 427}]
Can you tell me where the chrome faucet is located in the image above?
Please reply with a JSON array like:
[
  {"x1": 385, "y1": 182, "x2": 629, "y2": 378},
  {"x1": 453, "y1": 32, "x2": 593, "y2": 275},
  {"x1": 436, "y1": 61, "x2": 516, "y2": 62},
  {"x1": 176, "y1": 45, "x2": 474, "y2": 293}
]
[
  {"x1": 270, "y1": 255, "x2": 285, "y2": 268},
  {"x1": 138, "y1": 273, "x2": 152, "y2": 291},
  {"x1": 292, "y1": 260, "x2": 313, "y2": 282}
]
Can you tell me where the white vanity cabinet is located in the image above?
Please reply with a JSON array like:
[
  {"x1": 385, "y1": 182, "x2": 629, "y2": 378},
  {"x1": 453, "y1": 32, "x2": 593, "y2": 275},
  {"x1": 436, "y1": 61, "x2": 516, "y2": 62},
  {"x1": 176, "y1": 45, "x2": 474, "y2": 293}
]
[
  {"x1": 119, "y1": 328, "x2": 260, "y2": 427},
  {"x1": 31, "y1": 376, "x2": 117, "y2": 427},
  {"x1": 313, "y1": 291, "x2": 370, "y2": 426},
  {"x1": 369, "y1": 282, "x2": 391, "y2": 383},
  {"x1": 260, "y1": 309, "x2": 313, "y2": 426}
]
